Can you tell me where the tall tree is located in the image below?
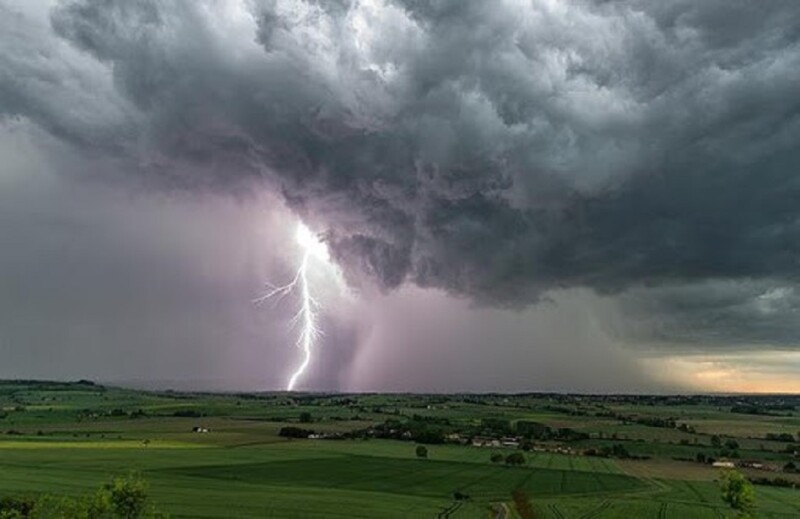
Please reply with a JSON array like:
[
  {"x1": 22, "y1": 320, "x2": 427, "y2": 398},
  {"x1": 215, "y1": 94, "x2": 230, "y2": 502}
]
[{"x1": 719, "y1": 470, "x2": 756, "y2": 515}]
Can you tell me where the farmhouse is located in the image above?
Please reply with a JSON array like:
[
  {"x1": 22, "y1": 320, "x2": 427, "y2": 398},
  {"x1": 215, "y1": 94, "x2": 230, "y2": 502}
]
[{"x1": 471, "y1": 436, "x2": 501, "y2": 447}]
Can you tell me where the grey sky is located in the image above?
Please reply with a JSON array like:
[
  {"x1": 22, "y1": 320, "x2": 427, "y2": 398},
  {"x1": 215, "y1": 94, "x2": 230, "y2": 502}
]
[{"x1": 1, "y1": 0, "x2": 800, "y2": 392}]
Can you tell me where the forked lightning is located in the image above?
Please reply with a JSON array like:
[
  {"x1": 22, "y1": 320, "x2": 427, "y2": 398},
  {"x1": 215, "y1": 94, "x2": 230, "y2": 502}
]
[{"x1": 255, "y1": 223, "x2": 327, "y2": 391}]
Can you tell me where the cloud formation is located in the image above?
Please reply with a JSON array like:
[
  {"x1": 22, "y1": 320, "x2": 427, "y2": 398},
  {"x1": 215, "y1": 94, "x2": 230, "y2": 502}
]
[{"x1": 3, "y1": 0, "x2": 800, "y2": 361}]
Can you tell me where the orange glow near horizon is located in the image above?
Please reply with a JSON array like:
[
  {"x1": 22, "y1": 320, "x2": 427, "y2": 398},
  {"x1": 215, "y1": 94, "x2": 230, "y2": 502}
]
[{"x1": 643, "y1": 351, "x2": 800, "y2": 394}]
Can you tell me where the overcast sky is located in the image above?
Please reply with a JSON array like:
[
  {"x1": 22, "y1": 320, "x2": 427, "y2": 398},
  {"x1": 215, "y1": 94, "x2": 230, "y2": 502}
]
[{"x1": 2, "y1": 0, "x2": 800, "y2": 393}]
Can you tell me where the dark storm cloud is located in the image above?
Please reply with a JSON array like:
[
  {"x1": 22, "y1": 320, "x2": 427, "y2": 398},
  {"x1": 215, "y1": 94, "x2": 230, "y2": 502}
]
[
  {"x1": 615, "y1": 281, "x2": 800, "y2": 350},
  {"x1": 3, "y1": 0, "x2": 800, "y2": 341}
]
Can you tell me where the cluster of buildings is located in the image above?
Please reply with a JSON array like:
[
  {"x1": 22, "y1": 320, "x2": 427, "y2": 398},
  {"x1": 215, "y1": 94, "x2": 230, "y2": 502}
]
[
  {"x1": 712, "y1": 459, "x2": 769, "y2": 470},
  {"x1": 468, "y1": 436, "x2": 520, "y2": 448}
]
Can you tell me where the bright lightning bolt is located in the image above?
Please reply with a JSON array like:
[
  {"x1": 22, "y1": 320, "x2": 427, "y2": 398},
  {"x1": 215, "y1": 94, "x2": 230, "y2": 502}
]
[{"x1": 255, "y1": 223, "x2": 329, "y2": 391}]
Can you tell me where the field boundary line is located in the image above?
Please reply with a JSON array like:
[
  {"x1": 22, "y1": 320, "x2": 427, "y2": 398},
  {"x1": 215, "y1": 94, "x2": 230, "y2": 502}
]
[
  {"x1": 548, "y1": 503, "x2": 566, "y2": 519},
  {"x1": 757, "y1": 487, "x2": 800, "y2": 513},
  {"x1": 516, "y1": 465, "x2": 539, "y2": 491},
  {"x1": 436, "y1": 499, "x2": 463, "y2": 518},
  {"x1": 587, "y1": 467, "x2": 608, "y2": 492},
  {"x1": 578, "y1": 499, "x2": 610, "y2": 519},
  {"x1": 683, "y1": 480, "x2": 707, "y2": 504},
  {"x1": 453, "y1": 465, "x2": 508, "y2": 497}
]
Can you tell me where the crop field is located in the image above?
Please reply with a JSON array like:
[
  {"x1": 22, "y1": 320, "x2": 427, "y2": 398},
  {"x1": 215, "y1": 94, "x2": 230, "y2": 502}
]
[{"x1": 1, "y1": 381, "x2": 799, "y2": 517}]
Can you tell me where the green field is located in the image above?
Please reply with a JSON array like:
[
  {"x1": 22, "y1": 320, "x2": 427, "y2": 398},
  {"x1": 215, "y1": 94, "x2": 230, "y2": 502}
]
[{"x1": 1, "y1": 381, "x2": 799, "y2": 517}]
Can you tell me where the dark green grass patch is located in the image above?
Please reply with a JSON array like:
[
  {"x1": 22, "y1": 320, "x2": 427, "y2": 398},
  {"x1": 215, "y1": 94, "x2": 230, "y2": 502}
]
[{"x1": 160, "y1": 455, "x2": 646, "y2": 501}]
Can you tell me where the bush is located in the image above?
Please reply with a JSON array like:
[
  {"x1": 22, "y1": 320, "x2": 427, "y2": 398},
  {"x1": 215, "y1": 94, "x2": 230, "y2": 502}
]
[
  {"x1": 415, "y1": 445, "x2": 428, "y2": 458},
  {"x1": 696, "y1": 452, "x2": 707, "y2": 464},
  {"x1": 490, "y1": 453, "x2": 504, "y2": 464},
  {"x1": 31, "y1": 495, "x2": 89, "y2": 519},
  {"x1": 505, "y1": 453, "x2": 526, "y2": 466},
  {"x1": 724, "y1": 439, "x2": 740, "y2": 450},
  {"x1": 0, "y1": 497, "x2": 35, "y2": 518},
  {"x1": 103, "y1": 474, "x2": 150, "y2": 518}
]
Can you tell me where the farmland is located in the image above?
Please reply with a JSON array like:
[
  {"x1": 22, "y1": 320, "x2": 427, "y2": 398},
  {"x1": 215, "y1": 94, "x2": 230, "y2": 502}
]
[{"x1": 1, "y1": 381, "x2": 800, "y2": 517}]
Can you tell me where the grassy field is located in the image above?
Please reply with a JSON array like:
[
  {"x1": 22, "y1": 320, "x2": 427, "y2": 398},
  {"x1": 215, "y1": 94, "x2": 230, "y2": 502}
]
[{"x1": 1, "y1": 381, "x2": 799, "y2": 517}]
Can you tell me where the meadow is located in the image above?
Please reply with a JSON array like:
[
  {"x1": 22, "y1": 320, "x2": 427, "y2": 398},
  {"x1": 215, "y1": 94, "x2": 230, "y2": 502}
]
[{"x1": 1, "y1": 381, "x2": 799, "y2": 517}]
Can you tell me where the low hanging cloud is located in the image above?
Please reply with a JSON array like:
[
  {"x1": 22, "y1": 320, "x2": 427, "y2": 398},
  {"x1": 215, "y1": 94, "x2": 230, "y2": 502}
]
[
  {"x1": 3, "y1": 0, "x2": 800, "y2": 348},
  {"x1": 615, "y1": 281, "x2": 800, "y2": 350}
]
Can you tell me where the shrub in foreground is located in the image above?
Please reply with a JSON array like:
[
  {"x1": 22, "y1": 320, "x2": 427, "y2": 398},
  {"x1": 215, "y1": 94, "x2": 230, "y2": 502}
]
[
  {"x1": 719, "y1": 470, "x2": 755, "y2": 515},
  {"x1": 0, "y1": 474, "x2": 167, "y2": 519}
]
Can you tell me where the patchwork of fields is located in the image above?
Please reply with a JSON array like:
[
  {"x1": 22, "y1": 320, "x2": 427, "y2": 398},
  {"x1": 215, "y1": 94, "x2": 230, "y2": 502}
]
[{"x1": 1, "y1": 381, "x2": 799, "y2": 517}]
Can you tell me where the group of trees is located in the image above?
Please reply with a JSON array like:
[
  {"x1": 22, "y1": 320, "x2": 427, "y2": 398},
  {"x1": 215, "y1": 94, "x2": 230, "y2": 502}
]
[
  {"x1": 414, "y1": 446, "x2": 528, "y2": 466},
  {"x1": 765, "y1": 432, "x2": 796, "y2": 443},
  {"x1": 692, "y1": 436, "x2": 745, "y2": 465},
  {"x1": 731, "y1": 404, "x2": 793, "y2": 417},
  {"x1": 748, "y1": 476, "x2": 797, "y2": 489},
  {"x1": 0, "y1": 474, "x2": 164, "y2": 519},
  {"x1": 709, "y1": 435, "x2": 741, "y2": 458},
  {"x1": 367, "y1": 418, "x2": 447, "y2": 444},
  {"x1": 512, "y1": 421, "x2": 589, "y2": 442},
  {"x1": 490, "y1": 452, "x2": 526, "y2": 466},
  {"x1": 584, "y1": 444, "x2": 636, "y2": 459},
  {"x1": 278, "y1": 426, "x2": 315, "y2": 439}
]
